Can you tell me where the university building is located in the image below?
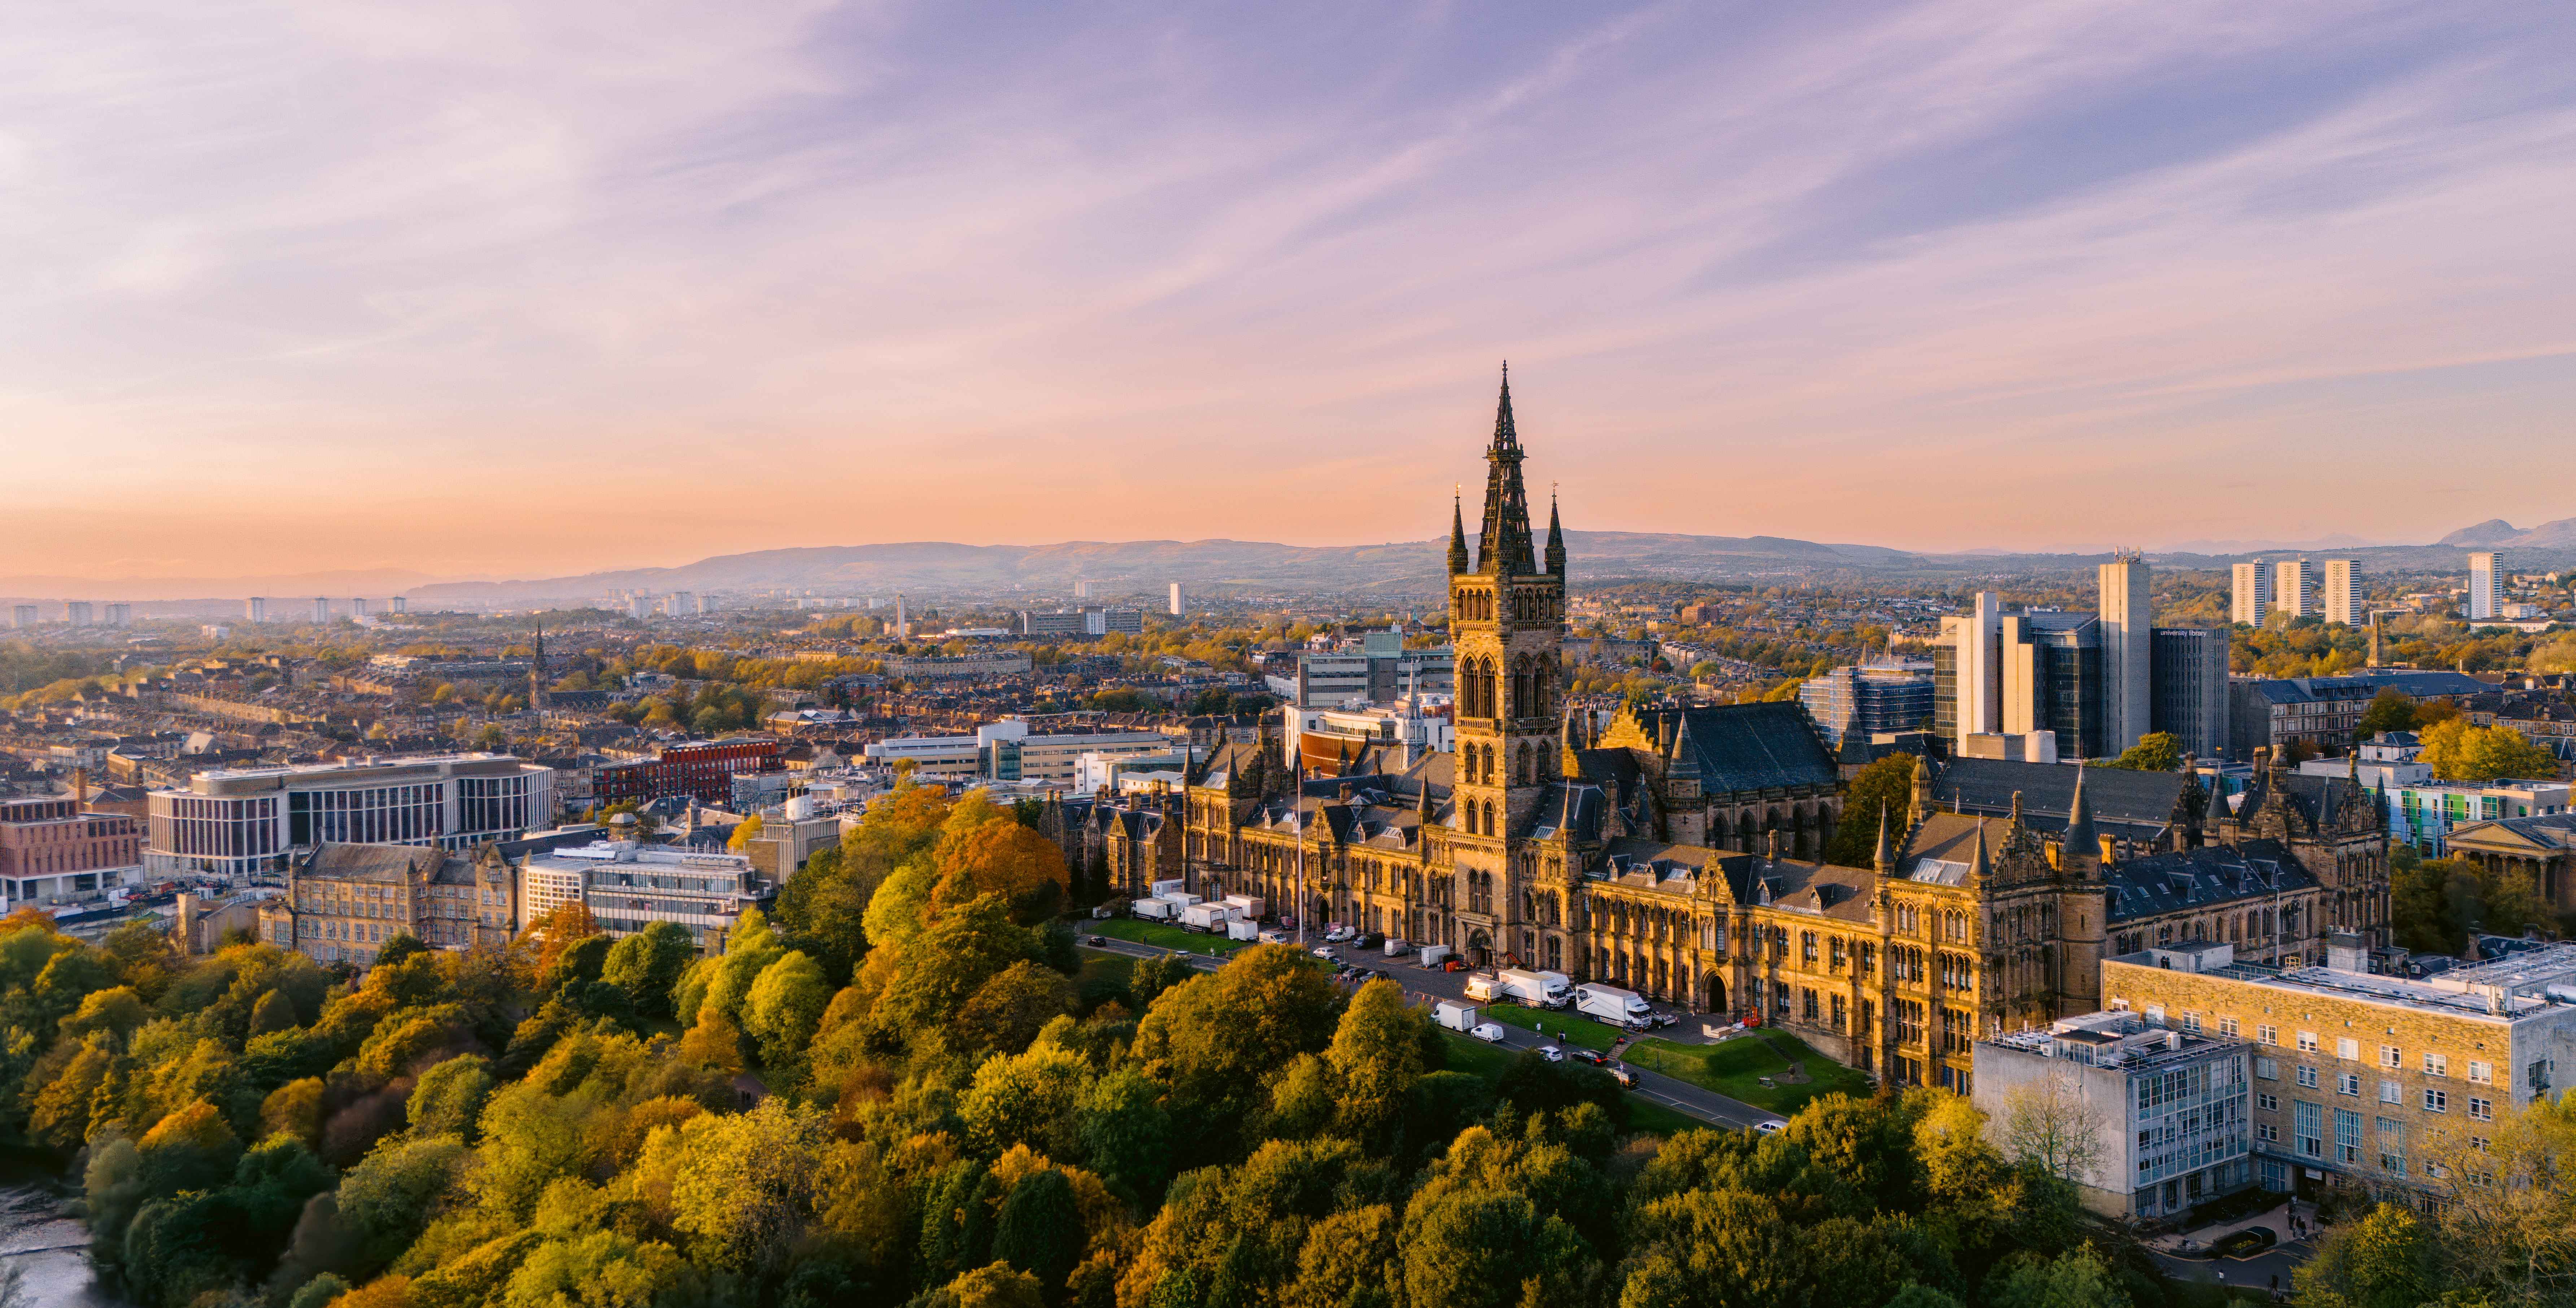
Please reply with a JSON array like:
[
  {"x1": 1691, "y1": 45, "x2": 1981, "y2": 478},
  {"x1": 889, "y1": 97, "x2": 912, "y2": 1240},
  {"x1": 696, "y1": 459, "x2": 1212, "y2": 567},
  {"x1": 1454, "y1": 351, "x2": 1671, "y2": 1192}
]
[{"x1": 1130, "y1": 371, "x2": 2396, "y2": 1094}]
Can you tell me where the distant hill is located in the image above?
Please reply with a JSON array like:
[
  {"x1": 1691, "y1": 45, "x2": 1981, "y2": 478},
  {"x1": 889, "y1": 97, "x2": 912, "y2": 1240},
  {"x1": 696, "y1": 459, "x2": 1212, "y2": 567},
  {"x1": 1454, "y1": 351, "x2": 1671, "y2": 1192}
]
[
  {"x1": 2437, "y1": 518, "x2": 2576, "y2": 549},
  {"x1": 410, "y1": 530, "x2": 1929, "y2": 600}
]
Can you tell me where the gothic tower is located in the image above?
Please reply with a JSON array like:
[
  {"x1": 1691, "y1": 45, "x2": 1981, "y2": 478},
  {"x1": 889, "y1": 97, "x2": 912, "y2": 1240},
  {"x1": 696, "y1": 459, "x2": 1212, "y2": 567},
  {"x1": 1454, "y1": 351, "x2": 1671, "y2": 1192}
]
[
  {"x1": 1448, "y1": 364, "x2": 1568, "y2": 965},
  {"x1": 528, "y1": 622, "x2": 550, "y2": 714}
]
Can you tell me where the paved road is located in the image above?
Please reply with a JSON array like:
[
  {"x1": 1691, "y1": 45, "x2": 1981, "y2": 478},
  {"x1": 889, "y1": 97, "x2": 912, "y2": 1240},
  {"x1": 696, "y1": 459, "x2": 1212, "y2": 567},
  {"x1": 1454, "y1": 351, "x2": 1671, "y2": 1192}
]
[
  {"x1": 1079, "y1": 931, "x2": 1783, "y2": 1132},
  {"x1": 2152, "y1": 1244, "x2": 2305, "y2": 1300}
]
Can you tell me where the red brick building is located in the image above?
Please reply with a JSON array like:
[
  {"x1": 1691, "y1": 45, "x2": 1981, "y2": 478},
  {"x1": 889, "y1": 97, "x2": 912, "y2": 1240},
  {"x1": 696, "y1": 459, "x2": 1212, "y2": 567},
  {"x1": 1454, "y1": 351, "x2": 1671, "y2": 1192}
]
[
  {"x1": 593, "y1": 738, "x2": 785, "y2": 806},
  {"x1": 1, "y1": 796, "x2": 144, "y2": 907}
]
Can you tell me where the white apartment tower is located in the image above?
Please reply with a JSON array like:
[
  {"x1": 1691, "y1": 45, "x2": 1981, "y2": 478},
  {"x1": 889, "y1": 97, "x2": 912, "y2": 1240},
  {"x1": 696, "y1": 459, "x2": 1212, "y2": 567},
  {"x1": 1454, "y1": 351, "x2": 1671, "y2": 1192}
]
[
  {"x1": 392, "y1": 596, "x2": 407, "y2": 614},
  {"x1": 2230, "y1": 562, "x2": 2269, "y2": 627},
  {"x1": 64, "y1": 602, "x2": 93, "y2": 627},
  {"x1": 11, "y1": 605, "x2": 36, "y2": 630},
  {"x1": 2100, "y1": 554, "x2": 2153, "y2": 755},
  {"x1": 1169, "y1": 582, "x2": 1184, "y2": 617},
  {"x1": 246, "y1": 596, "x2": 267, "y2": 623},
  {"x1": 2469, "y1": 552, "x2": 2499, "y2": 621},
  {"x1": 2321, "y1": 559, "x2": 2362, "y2": 627},
  {"x1": 311, "y1": 597, "x2": 330, "y2": 623},
  {"x1": 2272, "y1": 559, "x2": 2315, "y2": 621}
]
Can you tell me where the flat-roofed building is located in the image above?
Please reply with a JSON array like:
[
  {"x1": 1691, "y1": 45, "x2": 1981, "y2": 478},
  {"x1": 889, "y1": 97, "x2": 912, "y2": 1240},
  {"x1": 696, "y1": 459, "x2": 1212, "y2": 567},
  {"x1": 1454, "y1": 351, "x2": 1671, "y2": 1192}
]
[
  {"x1": 1973, "y1": 1008, "x2": 2253, "y2": 1220},
  {"x1": 0, "y1": 796, "x2": 144, "y2": 907},
  {"x1": 516, "y1": 841, "x2": 764, "y2": 956},
  {"x1": 147, "y1": 753, "x2": 557, "y2": 878},
  {"x1": 2232, "y1": 562, "x2": 2269, "y2": 627},
  {"x1": 2102, "y1": 939, "x2": 2576, "y2": 1203}
]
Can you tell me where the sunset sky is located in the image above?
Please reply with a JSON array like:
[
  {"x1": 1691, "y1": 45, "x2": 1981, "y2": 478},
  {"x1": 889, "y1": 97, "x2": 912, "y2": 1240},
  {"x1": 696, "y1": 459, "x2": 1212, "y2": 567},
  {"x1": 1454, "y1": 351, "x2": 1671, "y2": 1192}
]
[{"x1": 8, "y1": 1, "x2": 2576, "y2": 581}]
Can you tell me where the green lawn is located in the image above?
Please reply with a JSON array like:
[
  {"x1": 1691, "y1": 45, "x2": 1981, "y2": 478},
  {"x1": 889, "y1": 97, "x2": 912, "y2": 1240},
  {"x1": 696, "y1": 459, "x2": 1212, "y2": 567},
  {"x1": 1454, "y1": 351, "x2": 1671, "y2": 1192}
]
[
  {"x1": 1075, "y1": 951, "x2": 1135, "y2": 987},
  {"x1": 1477, "y1": 1004, "x2": 1624, "y2": 1051},
  {"x1": 1621, "y1": 1029, "x2": 1872, "y2": 1116},
  {"x1": 1090, "y1": 917, "x2": 1254, "y2": 956}
]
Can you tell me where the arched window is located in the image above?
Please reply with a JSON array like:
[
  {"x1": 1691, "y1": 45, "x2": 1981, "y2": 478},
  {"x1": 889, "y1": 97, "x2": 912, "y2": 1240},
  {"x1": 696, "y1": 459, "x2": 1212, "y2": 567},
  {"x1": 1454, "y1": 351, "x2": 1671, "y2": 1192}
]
[
  {"x1": 1482, "y1": 800, "x2": 1496, "y2": 837},
  {"x1": 1514, "y1": 743, "x2": 1529, "y2": 785}
]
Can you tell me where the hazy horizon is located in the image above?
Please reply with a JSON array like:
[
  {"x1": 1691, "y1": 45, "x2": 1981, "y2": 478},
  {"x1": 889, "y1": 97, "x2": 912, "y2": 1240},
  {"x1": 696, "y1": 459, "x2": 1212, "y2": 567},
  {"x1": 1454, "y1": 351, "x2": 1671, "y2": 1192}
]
[{"x1": 10, "y1": 1, "x2": 2576, "y2": 579}]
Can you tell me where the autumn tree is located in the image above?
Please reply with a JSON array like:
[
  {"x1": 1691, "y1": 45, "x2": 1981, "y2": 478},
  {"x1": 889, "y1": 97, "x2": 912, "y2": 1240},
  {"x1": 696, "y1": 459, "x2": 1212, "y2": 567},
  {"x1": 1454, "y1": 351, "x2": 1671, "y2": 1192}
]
[
  {"x1": 1825, "y1": 753, "x2": 1917, "y2": 866},
  {"x1": 2422, "y1": 718, "x2": 2559, "y2": 783}
]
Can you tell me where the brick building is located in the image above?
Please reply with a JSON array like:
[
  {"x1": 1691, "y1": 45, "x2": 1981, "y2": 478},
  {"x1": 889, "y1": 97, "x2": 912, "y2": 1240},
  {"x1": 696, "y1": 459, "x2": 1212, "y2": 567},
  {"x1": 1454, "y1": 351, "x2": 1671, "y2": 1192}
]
[
  {"x1": 594, "y1": 737, "x2": 785, "y2": 807},
  {"x1": 0, "y1": 796, "x2": 143, "y2": 907}
]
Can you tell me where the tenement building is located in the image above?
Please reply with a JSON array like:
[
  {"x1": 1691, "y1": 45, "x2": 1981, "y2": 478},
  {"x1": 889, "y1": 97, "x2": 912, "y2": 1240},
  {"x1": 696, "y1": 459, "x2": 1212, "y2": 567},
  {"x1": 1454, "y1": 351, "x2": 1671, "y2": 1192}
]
[{"x1": 1165, "y1": 371, "x2": 2393, "y2": 1093}]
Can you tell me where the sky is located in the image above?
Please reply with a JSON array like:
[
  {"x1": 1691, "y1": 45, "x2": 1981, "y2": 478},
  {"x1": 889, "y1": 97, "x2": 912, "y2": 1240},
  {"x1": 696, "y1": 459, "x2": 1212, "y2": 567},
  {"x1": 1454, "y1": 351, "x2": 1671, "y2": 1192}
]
[{"x1": 7, "y1": 0, "x2": 2576, "y2": 582}]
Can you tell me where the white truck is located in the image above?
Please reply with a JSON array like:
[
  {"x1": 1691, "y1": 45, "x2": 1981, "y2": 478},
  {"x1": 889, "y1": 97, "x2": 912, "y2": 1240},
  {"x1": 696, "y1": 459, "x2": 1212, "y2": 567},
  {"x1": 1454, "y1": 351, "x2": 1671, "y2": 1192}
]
[
  {"x1": 1225, "y1": 918, "x2": 1260, "y2": 942},
  {"x1": 1498, "y1": 968, "x2": 1572, "y2": 1009},
  {"x1": 1131, "y1": 897, "x2": 1174, "y2": 921},
  {"x1": 1180, "y1": 901, "x2": 1234, "y2": 930},
  {"x1": 1418, "y1": 944, "x2": 1453, "y2": 969},
  {"x1": 1464, "y1": 973, "x2": 1502, "y2": 1002},
  {"x1": 1433, "y1": 1000, "x2": 1480, "y2": 1032},
  {"x1": 1224, "y1": 894, "x2": 1266, "y2": 918},
  {"x1": 1575, "y1": 982, "x2": 1652, "y2": 1027},
  {"x1": 1149, "y1": 879, "x2": 1187, "y2": 898}
]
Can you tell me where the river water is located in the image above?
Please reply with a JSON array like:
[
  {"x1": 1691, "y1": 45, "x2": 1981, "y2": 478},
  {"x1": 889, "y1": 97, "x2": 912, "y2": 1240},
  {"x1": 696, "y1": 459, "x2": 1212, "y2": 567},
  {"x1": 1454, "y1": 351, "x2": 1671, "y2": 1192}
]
[{"x1": 0, "y1": 1157, "x2": 118, "y2": 1308}]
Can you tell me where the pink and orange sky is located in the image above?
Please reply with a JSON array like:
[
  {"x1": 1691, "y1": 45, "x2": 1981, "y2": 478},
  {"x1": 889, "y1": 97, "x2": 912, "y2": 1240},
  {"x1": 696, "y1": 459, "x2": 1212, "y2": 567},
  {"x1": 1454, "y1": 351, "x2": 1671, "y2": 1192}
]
[{"x1": 8, "y1": 1, "x2": 2576, "y2": 582}]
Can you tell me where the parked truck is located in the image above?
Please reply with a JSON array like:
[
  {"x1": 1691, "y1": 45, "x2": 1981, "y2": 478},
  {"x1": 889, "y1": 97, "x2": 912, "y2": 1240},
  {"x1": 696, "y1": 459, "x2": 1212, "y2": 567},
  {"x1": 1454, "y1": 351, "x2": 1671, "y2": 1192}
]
[
  {"x1": 1575, "y1": 982, "x2": 1652, "y2": 1027},
  {"x1": 1464, "y1": 973, "x2": 1502, "y2": 1002},
  {"x1": 1433, "y1": 1000, "x2": 1480, "y2": 1032},
  {"x1": 1132, "y1": 897, "x2": 1175, "y2": 920},
  {"x1": 1498, "y1": 968, "x2": 1572, "y2": 1008},
  {"x1": 1225, "y1": 918, "x2": 1260, "y2": 942},
  {"x1": 1418, "y1": 944, "x2": 1453, "y2": 969}
]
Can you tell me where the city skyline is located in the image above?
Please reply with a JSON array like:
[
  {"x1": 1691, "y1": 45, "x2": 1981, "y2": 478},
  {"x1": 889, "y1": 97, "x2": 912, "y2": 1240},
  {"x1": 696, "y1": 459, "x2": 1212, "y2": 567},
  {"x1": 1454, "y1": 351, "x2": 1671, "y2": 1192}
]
[{"x1": 12, "y1": 1, "x2": 2576, "y2": 579}]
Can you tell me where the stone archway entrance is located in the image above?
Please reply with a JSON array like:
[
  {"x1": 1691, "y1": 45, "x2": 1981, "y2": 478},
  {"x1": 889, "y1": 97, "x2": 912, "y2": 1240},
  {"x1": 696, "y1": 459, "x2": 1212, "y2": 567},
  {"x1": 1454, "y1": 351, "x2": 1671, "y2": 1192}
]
[
  {"x1": 1704, "y1": 974, "x2": 1728, "y2": 1014},
  {"x1": 1466, "y1": 930, "x2": 1492, "y2": 966}
]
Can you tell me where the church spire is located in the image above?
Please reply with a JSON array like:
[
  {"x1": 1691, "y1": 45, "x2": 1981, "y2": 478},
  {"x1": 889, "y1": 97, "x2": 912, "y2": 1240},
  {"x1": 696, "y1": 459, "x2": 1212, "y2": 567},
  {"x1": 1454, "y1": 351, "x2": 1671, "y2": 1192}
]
[
  {"x1": 1448, "y1": 488, "x2": 1470, "y2": 575},
  {"x1": 1872, "y1": 803, "x2": 1894, "y2": 873},
  {"x1": 1476, "y1": 362, "x2": 1537, "y2": 575},
  {"x1": 1544, "y1": 483, "x2": 1566, "y2": 577}
]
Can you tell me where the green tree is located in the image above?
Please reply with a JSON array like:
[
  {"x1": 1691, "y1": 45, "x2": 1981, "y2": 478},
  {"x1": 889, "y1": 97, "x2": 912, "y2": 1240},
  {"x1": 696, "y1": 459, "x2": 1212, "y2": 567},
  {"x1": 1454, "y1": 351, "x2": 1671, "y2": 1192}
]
[
  {"x1": 1986, "y1": 1246, "x2": 2128, "y2": 1308},
  {"x1": 2353, "y1": 688, "x2": 2416, "y2": 740},
  {"x1": 2293, "y1": 1203, "x2": 2433, "y2": 1308},
  {"x1": 744, "y1": 950, "x2": 831, "y2": 1075},
  {"x1": 409, "y1": 1054, "x2": 496, "y2": 1140},
  {"x1": 2102, "y1": 731, "x2": 2181, "y2": 772},
  {"x1": 1824, "y1": 753, "x2": 1917, "y2": 866},
  {"x1": 1325, "y1": 979, "x2": 1427, "y2": 1147},
  {"x1": 991, "y1": 1167, "x2": 1084, "y2": 1295},
  {"x1": 599, "y1": 921, "x2": 696, "y2": 1020},
  {"x1": 1076, "y1": 1067, "x2": 1172, "y2": 1201}
]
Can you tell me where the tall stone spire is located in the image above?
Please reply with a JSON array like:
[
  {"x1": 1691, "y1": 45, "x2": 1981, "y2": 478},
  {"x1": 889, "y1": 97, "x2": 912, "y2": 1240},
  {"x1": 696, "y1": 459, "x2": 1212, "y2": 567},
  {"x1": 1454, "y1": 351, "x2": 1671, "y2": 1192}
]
[
  {"x1": 1447, "y1": 489, "x2": 1470, "y2": 575},
  {"x1": 1967, "y1": 820, "x2": 1990, "y2": 881},
  {"x1": 527, "y1": 621, "x2": 549, "y2": 713},
  {"x1": 1872, "y1": 803, "x2": 1894, "y2": 873},
  {"x1": 1475, "y1": 363, "x2": 1537, "y2": 576},
  {"x1": 2064, "y1": 762, "x2": 2098, "y2": 864},
  {"x1": 1544, "y1": 484, "x2": 1566, "y2": 577}
]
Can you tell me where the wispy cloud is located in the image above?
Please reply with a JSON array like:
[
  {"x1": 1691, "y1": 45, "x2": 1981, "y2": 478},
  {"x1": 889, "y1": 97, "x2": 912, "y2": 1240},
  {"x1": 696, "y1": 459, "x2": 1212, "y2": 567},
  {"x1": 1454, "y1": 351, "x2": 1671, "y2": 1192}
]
[{"x1": 3, "y1": 0, "x2": 2572, "y2": 577}]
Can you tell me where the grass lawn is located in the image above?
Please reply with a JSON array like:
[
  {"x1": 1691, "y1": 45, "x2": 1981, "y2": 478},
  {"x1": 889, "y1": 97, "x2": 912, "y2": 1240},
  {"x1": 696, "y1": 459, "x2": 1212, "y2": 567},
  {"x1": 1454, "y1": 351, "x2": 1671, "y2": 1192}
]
[
  {"x1": 1477, "y1": 1004, "x2": 1624, "y2": 1051},
  {"x1": 1075, "y1": 950, "x2": 1136, "y2": 988},
  {"x1": 1621, "y1": 1029, "x2": 1872, "y2": 1116},
  {"x1": 1090, "y1": 917, "x2": 1253, "y2": 956}
]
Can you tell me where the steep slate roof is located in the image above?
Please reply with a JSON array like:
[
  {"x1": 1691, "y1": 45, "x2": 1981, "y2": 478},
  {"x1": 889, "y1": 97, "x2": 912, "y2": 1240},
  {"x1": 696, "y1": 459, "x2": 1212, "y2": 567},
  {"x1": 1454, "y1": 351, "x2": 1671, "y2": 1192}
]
[
  {"x1": 1666, "y1": 701, "x2": 1839, "y2": 793},
  {"x1": 2104, "y1": 840, "x2": 2315, "y2": 924},
  {"x1": 1527, "y1": 782, "x2": 1605, "y2": 843},
  {"x1": 2247, "y1": 772, "x2": 2373, "y2": 834},
  {"x1": 2241, "y1": 669, "x2": 2488, "y2": 706},
  {"x1": 1933, "y1": 759, "x2": 2184, "y2": 842},
  {"x1": 297, "y1": 842, "x2": 460, "y2": 882}
]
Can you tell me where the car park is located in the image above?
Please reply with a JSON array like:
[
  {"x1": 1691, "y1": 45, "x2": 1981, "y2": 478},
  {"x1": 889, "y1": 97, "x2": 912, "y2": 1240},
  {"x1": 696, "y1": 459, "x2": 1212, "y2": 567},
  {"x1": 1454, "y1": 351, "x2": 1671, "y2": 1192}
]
[
  {"x1": 1535, "y1": 1045, "x2": 1565, "y2": 1063},
  {"x1": 1471, "y1": 1022, "x2": 1507, "y2": 1043}
]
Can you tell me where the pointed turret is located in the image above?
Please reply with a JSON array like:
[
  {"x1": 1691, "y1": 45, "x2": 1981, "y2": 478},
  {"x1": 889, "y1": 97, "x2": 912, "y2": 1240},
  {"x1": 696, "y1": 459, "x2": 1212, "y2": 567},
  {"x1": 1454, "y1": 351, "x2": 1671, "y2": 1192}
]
[
  {"x1": 1872, "y1": 804, "x2": 1894, "y2": 873},
  {"x1": 1447, "y1": 491, "x2": 1470, "y2": 575},
  {"x1": 1967, "y1": 820, "x2": 1990, "y2": 881},
  {"x1": 1561, "y1": 704, "x2": 1583, "y2": 779},
  {"x1": 2064, "y1": 762, "x2": 2098, "y2": 866},
  {"x1": 1544, "y1": 486, "x2": 1566, "y2": 577},
  {"x1": 1909, "y1": 753, "x2": 1935, "y2": 830},
  {"x1": 1475, "y1": 363, "x2": 1538, "y2": 575}
]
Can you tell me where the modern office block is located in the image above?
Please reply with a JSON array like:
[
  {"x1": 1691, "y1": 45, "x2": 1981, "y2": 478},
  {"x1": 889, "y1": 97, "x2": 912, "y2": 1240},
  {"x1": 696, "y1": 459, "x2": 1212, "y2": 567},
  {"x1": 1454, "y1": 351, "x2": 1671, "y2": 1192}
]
[{"x1": 2150, "y1": 627, "x2": 2230, "y2": 760}]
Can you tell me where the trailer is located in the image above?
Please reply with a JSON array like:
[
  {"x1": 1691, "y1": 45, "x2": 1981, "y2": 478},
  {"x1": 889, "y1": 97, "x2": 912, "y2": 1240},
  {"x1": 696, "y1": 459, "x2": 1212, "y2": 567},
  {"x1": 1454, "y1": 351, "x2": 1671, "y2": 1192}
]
[
  {"x1": 1181, "y1": 901, "x2": 1237, "y2": 930},
  {"x1": 1498, "y1": 968, "x2": 1572, "y2": 1009},
  {"x1": 1225, "y1": 918, "x2": 1260, "y2": 942},
  {"x1": 1575, "y1": 982, "x2": 1652, "y2": 1027},
  {"x1": 1433, "y1": 1000, "x2": 1480, "y2": 1032},
  {"x1": 1132, "y1": 897, "x2": 1175, "y2": 921},
  {"x1": 1418, "y1": 944, "x2": 1453, "y2": 969},
  {"x1": 1223, "y1": 894, "x2": 1267, "y2": 918},
  {"x1": 1150, "y1": 879, "x2": 1187, "y2": 898}
]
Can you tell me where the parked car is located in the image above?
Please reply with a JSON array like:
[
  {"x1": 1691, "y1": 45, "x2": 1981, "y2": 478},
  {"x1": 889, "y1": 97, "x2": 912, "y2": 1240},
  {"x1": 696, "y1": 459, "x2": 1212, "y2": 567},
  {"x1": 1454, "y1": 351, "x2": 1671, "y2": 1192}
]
[
  {"x1": 2211, "y1": 1227, "x2": 2278, "y2": 1259},
  {"x1": 1606, "y1": 1065, "x2": 1638, "y2": 1089},
  {"x1": 1535, "y1": 1045, "x2": 1565, "y2": 1063},
  {"x1": 1325, "y1": 926, "x2": 1352, "y2": 943},
  {"x1": 1356, "y1": 931, "x2": 1386, "y2": 950},
  {"x1": 1311, "y1": 946, "x2": 1336, "y2": 960},
  {"x1": 1471, "y1": 1022, "x2": 1507, "y2": 1043},
  {"x1": 1568, "y1": 1048, "x2": 1610, "y2": 1067},
  {"x1": 1752, "y1": 1119, "x2": 1786, "y2": 1135},
  {"x1": 1085, "y1": 935, "x2": 1106, "y2": 947}
]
